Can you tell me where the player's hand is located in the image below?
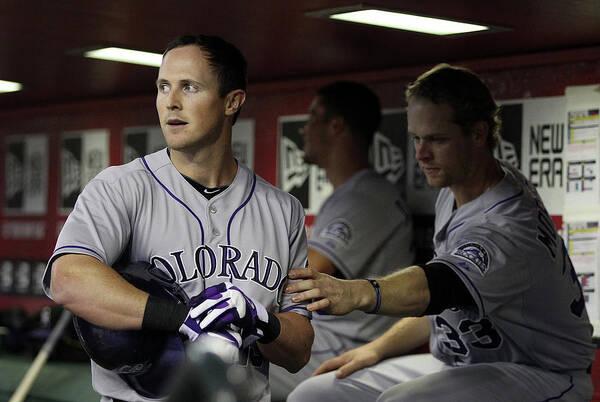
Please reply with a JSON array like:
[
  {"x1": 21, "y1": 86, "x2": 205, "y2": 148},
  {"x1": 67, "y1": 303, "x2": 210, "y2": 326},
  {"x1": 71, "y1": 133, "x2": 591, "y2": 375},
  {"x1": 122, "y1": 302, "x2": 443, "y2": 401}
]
[
  {"x1": 313, "y1": 343, "x2": 382, "y2": 379},
  {"x1": 190, "y1": 282, "x2": 269, "y2": 334},
  {"x1": 285, "y1": 267, "x2": 371, "y2": 315},
  {"x1": 178, "y1": 308, "x2": 242, "y2": 347}
]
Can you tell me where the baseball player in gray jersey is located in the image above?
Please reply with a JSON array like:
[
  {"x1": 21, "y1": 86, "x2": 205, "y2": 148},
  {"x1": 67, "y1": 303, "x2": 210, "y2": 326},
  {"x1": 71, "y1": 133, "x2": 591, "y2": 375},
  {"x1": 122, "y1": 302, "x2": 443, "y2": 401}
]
[
  {"x1": 285, "y1": 64, "x2": 595, "y2": 402},
  {"x1": 270, "y1": 81, "x2": 414, "y2": 400},
  {"x1": 42, "y1": 34, "x2": 313, "y2": 402}
]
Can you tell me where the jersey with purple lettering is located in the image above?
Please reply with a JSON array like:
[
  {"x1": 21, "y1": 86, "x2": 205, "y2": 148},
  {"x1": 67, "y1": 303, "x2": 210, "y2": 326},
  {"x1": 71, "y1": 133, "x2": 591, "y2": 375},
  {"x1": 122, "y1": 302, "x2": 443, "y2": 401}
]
[
  {"x1": 429, "y1": 160, "x2": 594, "y2": 371},
  {"x1": 42, "y1": 148, "x2": 309, "y2": 402}
]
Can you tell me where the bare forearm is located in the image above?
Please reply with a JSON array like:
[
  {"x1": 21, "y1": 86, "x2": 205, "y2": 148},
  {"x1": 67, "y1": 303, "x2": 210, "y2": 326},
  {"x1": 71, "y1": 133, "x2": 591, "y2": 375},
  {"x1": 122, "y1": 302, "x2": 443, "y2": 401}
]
[
  {"x1": 312, "y1": 316, "x2": 431, "y2": 378},
  {"x1": 50, "y1": 254, "x2": 148, "y2": 329},
  {"x1": 369, "y1": 316, "x2": 430, "y2": 360},
  {"x1": 257, "y1": 312, "x2": 313, "y2": 373},
  {"x1": 376, "y1": 266, "x2": 430, "y2": 316},
  {"x1": 287, "y1": 265, "x2": 430, "y2": 318}
]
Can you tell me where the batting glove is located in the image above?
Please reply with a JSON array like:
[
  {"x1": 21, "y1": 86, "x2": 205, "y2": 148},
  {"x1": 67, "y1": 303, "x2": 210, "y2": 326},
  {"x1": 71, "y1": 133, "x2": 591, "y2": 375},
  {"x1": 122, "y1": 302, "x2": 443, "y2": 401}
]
[
  {"x1": 190, "y1": 282, "x2": 269, "y2": 334},
  {"x1": 178, "y1": 292, "x2": 244, "y2": 348},
  {"x1": 179, "y1": 312, "x2": 242, "y2": 347},
  {"x1": 178, "y1": 311, "x2": 204, "y2": 342}
]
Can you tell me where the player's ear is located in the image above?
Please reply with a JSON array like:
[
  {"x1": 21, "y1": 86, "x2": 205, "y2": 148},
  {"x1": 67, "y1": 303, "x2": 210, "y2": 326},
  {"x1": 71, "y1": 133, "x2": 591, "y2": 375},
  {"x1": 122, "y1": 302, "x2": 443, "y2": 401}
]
[
  {"x1": 470, "y1": 121, "x2": 489, "y2": 148},
  {"x1": 329, "y1": 116, "x2": 345, "y2": 136},
  {"x1": 225, "y1": 89, "x2": 246, "y2": 117}
]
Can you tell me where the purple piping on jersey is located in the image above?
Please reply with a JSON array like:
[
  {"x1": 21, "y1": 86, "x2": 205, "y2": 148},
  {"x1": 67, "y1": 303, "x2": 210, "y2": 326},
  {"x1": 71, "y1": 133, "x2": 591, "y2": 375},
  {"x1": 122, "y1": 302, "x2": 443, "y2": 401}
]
[
  {"x1": 54, "y1": 245, "x2": 103, "y2": 259},
  {"x1": 281, "y1": 304, "x2": 308, "y2": 313},
  {"x1": 447, "y1": 222, "x2": 465, "y2": 236},
  {"x1": 483, "y1": 189, "x2": 524, "y2": 214},
  {"x1": 141, "y1": 156, "x2": 205, "y2": 243},
  {"x1": 226, "y1": 174, "x2": 257, "y2": 246},
  {"x1": 435, "y1": 257, "x2": 486, "y2": 317},
  {"x1": 537, "y1": 376, "x2": 573, "y2": 401},
  {"x1": 225, "y1": 173, "x2": 257, "y2": 282}
]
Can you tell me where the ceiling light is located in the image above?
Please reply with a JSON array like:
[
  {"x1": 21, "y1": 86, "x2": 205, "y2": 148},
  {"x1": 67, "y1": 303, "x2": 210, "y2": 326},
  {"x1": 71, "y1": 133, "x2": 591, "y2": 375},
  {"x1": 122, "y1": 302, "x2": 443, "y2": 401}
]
[
  {"x1": 308, "y1": 6, "x2": 503, "y2": 36},
  {"x1": 0, "y1": 80, "x2": 22, "y2": 93},
  {"x1": 84, "y1": 47, "x2": 162, "y2": 67}
]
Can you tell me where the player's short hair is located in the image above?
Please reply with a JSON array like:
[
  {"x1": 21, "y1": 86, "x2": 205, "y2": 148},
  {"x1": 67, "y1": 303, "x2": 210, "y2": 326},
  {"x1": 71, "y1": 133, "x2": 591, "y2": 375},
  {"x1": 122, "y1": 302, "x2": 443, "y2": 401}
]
[
  {"x1": 317, "y1": 81, "x2": 382, "y2": 149},
  {"x1": 164, "y1": 34, "x2": 247, "y2": 124},
  {"x1": 405, "y1": 63, "x2": 501, "y2": 151}
]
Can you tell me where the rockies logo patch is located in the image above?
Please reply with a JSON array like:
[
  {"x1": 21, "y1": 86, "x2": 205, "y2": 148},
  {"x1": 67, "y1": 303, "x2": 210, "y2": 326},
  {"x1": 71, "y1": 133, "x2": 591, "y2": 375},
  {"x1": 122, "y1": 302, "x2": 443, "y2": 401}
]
[
  {"x1": 320, "y1": 219, "x2": 352, "y2": 246},
  {"x1": 452, "y1": 242, "x2": 490, "y2": 275}
]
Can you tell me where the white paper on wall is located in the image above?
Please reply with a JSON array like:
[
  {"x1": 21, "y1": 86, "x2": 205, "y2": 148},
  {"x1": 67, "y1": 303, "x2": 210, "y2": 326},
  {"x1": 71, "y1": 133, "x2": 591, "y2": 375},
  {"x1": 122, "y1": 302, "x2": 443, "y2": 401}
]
[
  {"x1": 564, "y1": 85, "x2": 600, "y2": 207},
  {"x1": 566, "y1": 221, "x2": 599, "y2": 321}
]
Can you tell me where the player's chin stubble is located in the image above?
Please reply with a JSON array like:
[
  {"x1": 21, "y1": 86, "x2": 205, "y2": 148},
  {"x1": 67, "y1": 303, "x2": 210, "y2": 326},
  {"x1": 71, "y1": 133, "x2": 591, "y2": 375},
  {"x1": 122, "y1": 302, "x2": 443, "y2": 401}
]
[{"x1": 166, "y1": 120, "x2": 225, "y2": 153}]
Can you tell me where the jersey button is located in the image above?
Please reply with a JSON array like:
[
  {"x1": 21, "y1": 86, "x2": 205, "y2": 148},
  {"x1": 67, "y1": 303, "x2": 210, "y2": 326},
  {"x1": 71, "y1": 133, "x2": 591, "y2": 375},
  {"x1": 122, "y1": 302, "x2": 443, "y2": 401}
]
[
  {"x1": 209, "y1": 206, "x2": 217, "y2": 214},
  {"x1": 213, "y1": 230, "x2": 220, "y2": 236}
]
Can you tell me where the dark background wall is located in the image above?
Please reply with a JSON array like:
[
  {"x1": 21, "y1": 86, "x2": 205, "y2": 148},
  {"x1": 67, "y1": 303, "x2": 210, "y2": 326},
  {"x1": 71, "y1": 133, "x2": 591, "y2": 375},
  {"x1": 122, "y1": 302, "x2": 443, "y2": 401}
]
[{"x1": 1, "y1": 53, "x2": 599, "y2": 312}]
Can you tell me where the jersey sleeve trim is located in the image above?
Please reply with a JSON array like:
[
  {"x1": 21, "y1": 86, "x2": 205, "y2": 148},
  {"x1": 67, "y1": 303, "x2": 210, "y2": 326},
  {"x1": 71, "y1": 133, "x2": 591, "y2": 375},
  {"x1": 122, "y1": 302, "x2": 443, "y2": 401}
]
[
  {"x1": 307, "y1": 240, "x2": 352, "y2": 279},
  {"x1": 227, "y1": 173, "x2": 256, "y2": 246},
  {"x1": 280, "y1": 304, "x2": 312, "y2": 319},
  {"x1": 141, "y1": 155, "x2": 205, "y2": 243},
  {"x1": 484, "y1": 188, "x2": 524, "y2": 214},
  {"x1": 54, "y1": 245, "x2": 103, "y2": 259},
  {"x1": 43, "y1": 247, "x2": 105, "y2": 297},
  {"x1": 432, "y1": 257, "x2": 486, "y2": 318}
]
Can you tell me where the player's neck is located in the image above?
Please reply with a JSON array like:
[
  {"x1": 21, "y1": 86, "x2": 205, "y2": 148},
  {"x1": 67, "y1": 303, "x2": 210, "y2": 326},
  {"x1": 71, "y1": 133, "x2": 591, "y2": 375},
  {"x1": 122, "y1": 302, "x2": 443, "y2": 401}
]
[
  {"x1": 452, "y1": 157, "x2": 503, "y2": 208},
  {"x1": 169, "y1": 148, "x2": 238, "y2": 188},
  {"x1": 325, "y1": 151, "x2": 370, "y2": 189}
]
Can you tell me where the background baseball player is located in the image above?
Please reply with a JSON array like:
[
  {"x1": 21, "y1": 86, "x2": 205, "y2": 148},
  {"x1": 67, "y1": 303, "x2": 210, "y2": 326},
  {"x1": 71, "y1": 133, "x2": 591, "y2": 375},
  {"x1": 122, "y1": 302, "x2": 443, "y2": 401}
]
[
  {"x1": 269, "y1": 81, "x2": 414, "y2": 400},
  {"x1": 42, "y1": 34, "x2": 313, "y2": 402},
  {"x1": 285, "y1": 64, "x2": 595, "y2": 402}
]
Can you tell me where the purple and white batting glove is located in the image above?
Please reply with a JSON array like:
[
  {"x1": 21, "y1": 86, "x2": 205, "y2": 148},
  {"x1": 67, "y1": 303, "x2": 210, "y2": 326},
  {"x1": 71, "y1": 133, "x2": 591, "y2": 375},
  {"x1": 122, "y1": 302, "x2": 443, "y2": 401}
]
[
  {"x1": 189, "y1": 282, "x2": 269, "y2": 334},
  {"x1": 178, "y1": 310, "x2": 204, "y2": 342},
  {"x1": 179, "y1": 310, "x2": 242, "y2": 348}
]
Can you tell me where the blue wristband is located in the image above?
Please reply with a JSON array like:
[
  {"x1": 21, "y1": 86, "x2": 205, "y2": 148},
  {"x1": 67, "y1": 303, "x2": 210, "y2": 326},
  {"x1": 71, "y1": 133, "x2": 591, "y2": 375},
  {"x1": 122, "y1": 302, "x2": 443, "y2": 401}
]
[{"x1": 365, "y1": 279, "x2": 381, "y2": 314}]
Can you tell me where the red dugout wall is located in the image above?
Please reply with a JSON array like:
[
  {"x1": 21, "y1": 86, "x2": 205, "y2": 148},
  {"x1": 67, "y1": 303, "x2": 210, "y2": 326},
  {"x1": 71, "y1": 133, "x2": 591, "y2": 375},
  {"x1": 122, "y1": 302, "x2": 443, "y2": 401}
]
[{"x1": 0, "y1": 48, "x2": 599, "y2": 312}]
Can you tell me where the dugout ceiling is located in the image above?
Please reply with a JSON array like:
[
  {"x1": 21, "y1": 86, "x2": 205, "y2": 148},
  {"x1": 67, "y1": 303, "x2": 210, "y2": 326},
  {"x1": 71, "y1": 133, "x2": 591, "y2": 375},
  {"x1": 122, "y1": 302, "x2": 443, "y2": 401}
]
[{"x1": 1, "y1": 0, "x2": 600, "y2": 109}]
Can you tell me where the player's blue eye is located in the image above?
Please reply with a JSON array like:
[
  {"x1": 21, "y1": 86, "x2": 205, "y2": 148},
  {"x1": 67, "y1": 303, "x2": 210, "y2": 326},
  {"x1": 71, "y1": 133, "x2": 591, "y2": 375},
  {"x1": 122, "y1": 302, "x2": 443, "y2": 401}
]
[{"x1": 183, "y1": 84, "x2": 197, "y2": 92}]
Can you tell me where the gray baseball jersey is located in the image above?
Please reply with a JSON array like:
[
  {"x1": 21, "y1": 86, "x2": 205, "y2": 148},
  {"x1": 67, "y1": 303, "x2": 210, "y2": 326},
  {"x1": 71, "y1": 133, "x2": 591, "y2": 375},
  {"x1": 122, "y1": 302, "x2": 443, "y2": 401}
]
[
  {"x1": 43, "y1": 148, "x2": 309, "y2": 402},
  {"x1": 286, "y1": 160, "x2": 595, "y2": 402},
  {"x1": 270, "y1": 169, "x2": 414, "y2": 400},
  {"x1": 309, "y1": 169, "x2": 414, "y2": 343},
  {"x1": 429, "y1": 160, "x2": 594, "y2": 371}
]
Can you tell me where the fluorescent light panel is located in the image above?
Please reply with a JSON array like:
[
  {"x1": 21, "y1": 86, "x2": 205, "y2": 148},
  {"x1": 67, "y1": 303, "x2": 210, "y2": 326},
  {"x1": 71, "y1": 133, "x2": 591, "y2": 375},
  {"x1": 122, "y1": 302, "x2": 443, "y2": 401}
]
[
  {"x1": 84, "y1": 47, "x2": 162, "y2": 67},
  {"x1": 0, "y1": 79, "x2": 22, "y2": 93},
  {"x1": 324, "y1": 8, "x2": 490, "y2": 35}
]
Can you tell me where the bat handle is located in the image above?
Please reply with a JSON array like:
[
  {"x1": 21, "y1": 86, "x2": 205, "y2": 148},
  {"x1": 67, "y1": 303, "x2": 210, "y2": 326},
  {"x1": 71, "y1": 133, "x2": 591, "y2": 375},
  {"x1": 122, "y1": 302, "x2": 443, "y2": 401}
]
[{"x1": 9, "y1": 309, "x2": 72, "y2": 402}]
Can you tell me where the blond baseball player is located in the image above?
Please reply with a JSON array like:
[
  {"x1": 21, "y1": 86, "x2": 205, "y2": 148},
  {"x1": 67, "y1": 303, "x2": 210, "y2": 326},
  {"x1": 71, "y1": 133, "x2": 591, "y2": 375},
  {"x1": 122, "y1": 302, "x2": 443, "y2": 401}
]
[{"x1": 286, "y1": 64, "x2": 594, "y2": 402}]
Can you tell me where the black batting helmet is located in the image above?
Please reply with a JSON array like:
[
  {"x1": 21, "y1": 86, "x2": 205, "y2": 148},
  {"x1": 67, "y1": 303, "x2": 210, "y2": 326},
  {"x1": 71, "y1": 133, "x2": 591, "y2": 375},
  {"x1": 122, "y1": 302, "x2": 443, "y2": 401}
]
[{"x1": 73, "y1": 261, "x2": 188, "y2": 399}]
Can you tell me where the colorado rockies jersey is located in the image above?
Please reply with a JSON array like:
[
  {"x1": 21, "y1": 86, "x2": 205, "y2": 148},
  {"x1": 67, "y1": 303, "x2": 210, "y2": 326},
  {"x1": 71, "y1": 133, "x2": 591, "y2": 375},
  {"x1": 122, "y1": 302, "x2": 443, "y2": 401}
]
[
  {"x1": 309, "y1": 169, "x2": 414, "y2": 343},
  {"x1": 43, "y1": 148, "x2": 309, "y2": 402},
  {"x1": 429, "y1": 160, "x2": 594, "y2": 372}
]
